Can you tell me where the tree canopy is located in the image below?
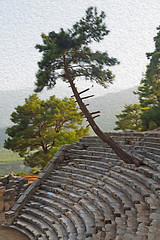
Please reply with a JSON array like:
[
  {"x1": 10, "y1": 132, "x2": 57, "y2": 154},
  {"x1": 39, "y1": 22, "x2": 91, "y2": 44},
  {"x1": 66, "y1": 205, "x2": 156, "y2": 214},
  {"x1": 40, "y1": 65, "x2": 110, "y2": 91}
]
[
  {"x1": 137, "y1": 26, "x2": 160, "y2": 130},
  {"x1": 4, "y1": 94, "x2": 88, "y2": 168},
  {"x1": 141, "y1": 103, "x2": 160, "y2": 130},
  {"x1": 114, "y1": 104, "x2": 143, "y2": 131},
  {"x1": 115, "y1": 25, "x2": 160, "y2": 131},
  {"x1": 35, "y1": 7, "x2": 119, "y2": 92},
  {"x1": 137, "y1": 26, "x2": 160, "y2": 108}
]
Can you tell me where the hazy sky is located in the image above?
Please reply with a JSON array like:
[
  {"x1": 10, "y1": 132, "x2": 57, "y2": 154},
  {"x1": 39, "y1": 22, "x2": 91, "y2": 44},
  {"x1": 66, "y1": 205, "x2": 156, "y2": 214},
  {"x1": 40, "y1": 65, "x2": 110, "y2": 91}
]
[{"x1": 0, "y1": 0, "x2": 160, "y2": 96}]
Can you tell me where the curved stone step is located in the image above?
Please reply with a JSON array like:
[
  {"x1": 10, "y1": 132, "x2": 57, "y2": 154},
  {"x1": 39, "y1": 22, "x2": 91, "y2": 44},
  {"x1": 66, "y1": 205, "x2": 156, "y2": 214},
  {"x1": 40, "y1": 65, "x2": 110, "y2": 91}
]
[
  {"x1": 135, "y1": 147, "x2": 160, "y2": 164},
  {"x1": 68, "y1": 149, "x2": 118, "y2": 160},
  {"x1": 61, "y1": 165, "x2": 104, "y2": 179},
  {"x1": 113, "y1": 165, "x2": 160, "y2": 195},
  {"x1": 143, "y1": 136, "x2": 160, "y2": 143},
  {"x1": 35, "y1": 189, "x2": 97, "y2": 238},
  {"x1": 10, "y1": 224, "x2": 35, "y2": 240},
  {"x1": 68, "y1": 157, "x2": 120, "y2": 170},
  {"x1": 69, "y1": 161, "x2": 118, "y2": 174},
  {"x1": 21, "y1": 206, "x2": 61, "y2": 239},
  {"x1": 44, "y1": 178, "x2": 113, "y2": 225},
  {"x1": 144, "y1": 146, "x2": 160, "y2": 156},
  {"x1": 57, "y1": 215, "x2": 78, "y2": 239},
  {"x1": 138, "y1": 166, "x2": 160, "y2": 184},
  {"x1": 104, "y1": 174, "x2": 150, "y2": 237},
  {"x1": 17, "y1": 213, "x2": 49, "y2": 235},
  {"x1": 46, "y1": 172, "x2": 130, "y2": 238},
  {"x1": 87, "y1": 146, "x2": 112, "y2": 152},
  {"x1": 51, "y1": 169, "x2": 127, "y2": 217},
  {"x1": 40, "y1": 184, "x2": 105, "y2": 233},
  {"x1": 12, "y1": 218, "x2": 42, "y2": 239},
  {"x1": 30, "y1": 195, "x2": 85, "y2": 239},
  {"x1": 59, "y1": 167, "x2": 135, "y2": 213},
  {"x1": 136, "y1": 154, "x2": 160, "y2": 171},
  {"x1": 63, "y1": 162, "x2": 150, "y2": 236},
  {"x1": 144, "y1": 141, "x2": 160, "y2": 148},
  {"x1": 111, "y1": 166, "x2": 160, "y2": 234}
]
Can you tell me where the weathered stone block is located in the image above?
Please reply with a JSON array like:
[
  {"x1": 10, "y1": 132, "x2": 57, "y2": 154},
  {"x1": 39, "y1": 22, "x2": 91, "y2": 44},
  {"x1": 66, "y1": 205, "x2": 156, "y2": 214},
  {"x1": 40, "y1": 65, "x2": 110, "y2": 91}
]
[
  {"x1": 16, "y1": 194, "x2": 27, "y2": 204},
  {"x1": 0, "y1": 187, "x2": 6, "y2": 197},
  {"x1": 11, "y1": 203, "x2": 21, "y2": 211},
  {"x1": 38, "y1": 172, "x2": 46, "y2": 180},
  {"x1": 31, "y1": 178, "x2": 41, "y2": 187},
  {"x1": 43, "y1": 162, "x2": 54, "y2": 172},
  {"x1": 4, "y1": 200, "x2": 15, "y2": 211},
  {"x1": 0, "y1": 212, "x2": 5, "y2": 225},
  {"x1": 0, "y1": 199, "x2": 4, "y2": 212}
]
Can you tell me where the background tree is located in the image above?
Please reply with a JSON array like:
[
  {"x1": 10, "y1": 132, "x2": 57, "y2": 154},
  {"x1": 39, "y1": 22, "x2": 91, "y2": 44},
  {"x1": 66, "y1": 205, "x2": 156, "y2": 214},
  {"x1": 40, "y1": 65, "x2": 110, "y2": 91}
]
[
  {"x1": 115, "y1": 25, "x2": 160, "y2": 132},
  {"x1": 141, "y1": 103, "x2": 160, "y2": 130},
  {"x1": 136, "y1": 26, "x2": 160, "y2": 108},
  {"x1": 34, "y1": 7, "x2": 142, "y2": 166},
  {"x1": 138, "y1": 26, "x2": 160, "y2": 130},
  {"x1": 135, "y1": 25, "x2": 160, "y2": 130},
  {"x1": 114, "y1": 104, "x2": 143, "y2": 131},
  {"x1": 4, "y1": 94, "x2": 88, "y2": 168}
]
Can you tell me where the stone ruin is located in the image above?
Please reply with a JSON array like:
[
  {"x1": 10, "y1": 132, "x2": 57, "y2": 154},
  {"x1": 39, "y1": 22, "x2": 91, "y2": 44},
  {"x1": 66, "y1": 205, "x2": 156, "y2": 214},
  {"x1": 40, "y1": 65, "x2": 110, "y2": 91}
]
[
  {"x1": 1, "y1": 131, "x2": 160, "y2": 239},
  {"x1": 0, "y1": 173, "x2": 29, "y2": 226}
]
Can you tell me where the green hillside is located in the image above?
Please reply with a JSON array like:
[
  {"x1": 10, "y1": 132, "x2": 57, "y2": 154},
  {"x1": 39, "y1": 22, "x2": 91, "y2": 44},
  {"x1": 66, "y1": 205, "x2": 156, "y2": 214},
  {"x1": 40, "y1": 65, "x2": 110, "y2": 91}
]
[
  {"x1": 0, "y1": 147, "x2": 30, "y2": 176},
  {"x1": 0, "y1": 128, "x2": 31, "y2": 176}
]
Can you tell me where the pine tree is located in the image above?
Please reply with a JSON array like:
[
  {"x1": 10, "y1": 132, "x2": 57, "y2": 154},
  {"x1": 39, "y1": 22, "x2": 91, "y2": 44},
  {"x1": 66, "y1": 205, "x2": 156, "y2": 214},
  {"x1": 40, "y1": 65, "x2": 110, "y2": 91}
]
[
  {"x1": 35, "y1": 7, "x2": 142, "y2": 166},
  {"x1": 135, "y1": 25, "x2": 160, "y2": 129},
  {"x1": 136, "y1": 26, "x2": 160, "y2": 108},
  {"x1": 114, "y1": 104, "x2": 143, "y2": 131},
  {"x1": 4, "y1": 94, "x2": 88, "y2": 168},
  {"x1": 116, "y1": 26, "x2": 160, "y2": 132}
]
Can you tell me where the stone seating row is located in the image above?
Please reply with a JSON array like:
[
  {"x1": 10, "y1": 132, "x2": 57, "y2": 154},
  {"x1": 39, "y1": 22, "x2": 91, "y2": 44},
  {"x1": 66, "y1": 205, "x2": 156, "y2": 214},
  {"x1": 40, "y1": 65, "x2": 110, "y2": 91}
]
[{"x1": 8, "y1": 131, "x2": 160, "y2": 239}]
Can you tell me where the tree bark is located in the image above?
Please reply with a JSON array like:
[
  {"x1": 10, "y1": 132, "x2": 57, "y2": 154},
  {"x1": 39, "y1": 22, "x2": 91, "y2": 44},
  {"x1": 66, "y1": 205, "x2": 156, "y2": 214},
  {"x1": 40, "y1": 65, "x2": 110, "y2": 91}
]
[{"x1": 66, "y1": 72, "x2": 142, "y2": 166}]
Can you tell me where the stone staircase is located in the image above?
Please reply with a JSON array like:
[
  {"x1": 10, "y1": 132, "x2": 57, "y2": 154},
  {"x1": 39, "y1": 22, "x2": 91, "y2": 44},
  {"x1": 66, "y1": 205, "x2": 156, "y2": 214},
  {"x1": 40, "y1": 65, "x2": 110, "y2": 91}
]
[{"x1": 4, "y1": 132, "x2": 160, "y2": 240}]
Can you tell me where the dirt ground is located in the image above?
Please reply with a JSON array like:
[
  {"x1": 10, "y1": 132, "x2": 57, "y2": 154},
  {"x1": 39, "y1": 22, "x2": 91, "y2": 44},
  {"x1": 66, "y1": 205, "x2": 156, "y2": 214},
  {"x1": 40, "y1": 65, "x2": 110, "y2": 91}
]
[{"x1": 0, "y1": 227, "x2": 29, "y2": 240}]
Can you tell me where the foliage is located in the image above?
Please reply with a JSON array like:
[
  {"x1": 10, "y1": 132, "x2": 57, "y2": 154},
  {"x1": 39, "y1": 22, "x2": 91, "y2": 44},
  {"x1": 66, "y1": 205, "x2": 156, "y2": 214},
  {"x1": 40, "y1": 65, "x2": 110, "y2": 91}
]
[
  {"x1": 136, "y1": 26, "x2": 160, "y2": 108},
  {"x1": 141, "y1": 103, "x2": 160, "y2": 130},
  {"x1": 115, "y1": 25, "x2": 160, "y2": 131},
  {"x1": 15, "y1": 167, "x2": 40, "y2": 176},
  {"x1": 16, "y1": 171, "x2": 28, "y2": 176},
  {"x1": 29, "y1": 167, "x2": 40, "y2": 174},
  {"x1": 135, "y1": 25, "x2": 160, "y2": 129},
  {"x1": 34, "y1": 7, "x2": 119, "y2": 92},
  {"x1": 4, "y1": 94, "x2": 88, "y2": 168},
  {"x1": 114, "y1": 104, "x2": 143, "y2": 131}
]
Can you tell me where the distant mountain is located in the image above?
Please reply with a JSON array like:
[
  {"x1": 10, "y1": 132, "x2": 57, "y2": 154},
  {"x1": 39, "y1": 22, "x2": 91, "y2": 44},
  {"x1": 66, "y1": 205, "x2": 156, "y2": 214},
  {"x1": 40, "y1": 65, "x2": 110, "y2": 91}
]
[
  {"x1": 86, "y1": 86, "x2": 139, "y2": 133},
  {"x1": 0, "y1": 86, "x2": 139, "y2": 145}
]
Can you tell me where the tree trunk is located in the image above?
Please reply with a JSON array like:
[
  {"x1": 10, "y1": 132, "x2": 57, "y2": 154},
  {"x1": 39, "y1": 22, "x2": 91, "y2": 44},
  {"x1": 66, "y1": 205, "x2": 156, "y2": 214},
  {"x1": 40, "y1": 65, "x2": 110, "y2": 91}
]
[{"x1": 67, "y1": 74, "x2": 143, "y2": 166}]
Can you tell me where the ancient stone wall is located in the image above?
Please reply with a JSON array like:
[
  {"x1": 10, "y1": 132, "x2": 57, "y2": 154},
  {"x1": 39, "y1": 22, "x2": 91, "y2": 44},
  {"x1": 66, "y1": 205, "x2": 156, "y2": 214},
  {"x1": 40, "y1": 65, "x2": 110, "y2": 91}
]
[{"x1": 0, "y1": 174, "x2": 28, "y2": 226}]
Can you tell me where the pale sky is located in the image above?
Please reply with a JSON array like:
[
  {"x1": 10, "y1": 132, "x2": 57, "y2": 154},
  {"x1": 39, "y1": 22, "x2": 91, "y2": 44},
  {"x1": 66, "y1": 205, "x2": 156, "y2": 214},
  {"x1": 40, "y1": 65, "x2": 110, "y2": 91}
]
[{"x1": 0, "y1": 0, "x2": 160, "y2": 97}]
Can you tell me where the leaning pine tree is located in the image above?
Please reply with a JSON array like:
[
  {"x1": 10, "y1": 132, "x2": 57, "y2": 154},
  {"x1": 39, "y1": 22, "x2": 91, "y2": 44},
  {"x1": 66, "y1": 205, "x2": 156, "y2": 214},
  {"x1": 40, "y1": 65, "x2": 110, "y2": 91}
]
[{"x1": 35, "y1": 7, "x2": 142, "y2": 166}]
